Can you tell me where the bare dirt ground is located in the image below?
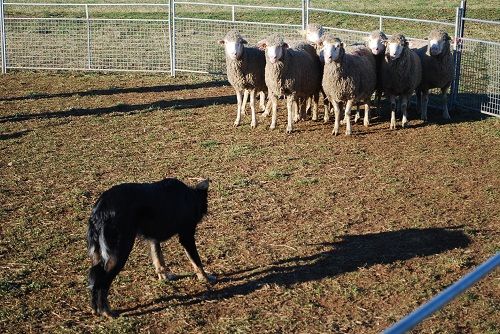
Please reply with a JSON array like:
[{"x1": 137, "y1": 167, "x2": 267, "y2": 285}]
[{"x1": 0, "y1": 71, "x2": 499, "y2": 333}]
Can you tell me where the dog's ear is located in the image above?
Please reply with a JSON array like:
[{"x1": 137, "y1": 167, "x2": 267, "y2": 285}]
[{"x1": 195, "y1": 179, "x2": 210, "y2": 191}]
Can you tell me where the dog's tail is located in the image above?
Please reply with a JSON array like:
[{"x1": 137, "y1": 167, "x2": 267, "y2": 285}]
[{"x1": 87, "y1": 197, "x2": 115, "y2": 272}]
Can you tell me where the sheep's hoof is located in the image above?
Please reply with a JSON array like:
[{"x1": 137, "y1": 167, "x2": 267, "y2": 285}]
[
  {"x1": 443, "y1": 112, "x2": 451, "y2": 120},
  {"x1": 345, "y1": 130, "x2": 352, "y2": 136},
  {"x1": 401, "y1": 122, "x2": 407, "y2": 128},
  {"x1": 269, "y1": 124, "x2": 276, "y2": 130},
  {"x1": 324, "y1": 117, "x2": 329, "y2": 123},
  {"x1": 364, "y1": 121, "x2": 369, "y2": 127},
  {"x1": 250, "y1": 122, "x2": 257, "y2": 129},
  {"x1": 102, "y1": 309, "x2": 119, "y2": 319},
  {"x1": 332, "y1": 129, "x2": 338, "y2": 136},
  {"x1": 312, "y1": 116, "x2": 318, "y2": 121},
  {"x1": 233, "y1": 121, "x2": 240, "y2": 127},
  {"x1": 286, "y1": 126, "x2": 293, "y2": 134}
]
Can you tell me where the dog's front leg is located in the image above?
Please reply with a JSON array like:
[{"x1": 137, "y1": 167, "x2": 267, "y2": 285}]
[
  {"x1": 150, "y1": 241, "x2": 175, "y2": 281},
  {"x1": 179, "y1": 234, "x2": 216, "y2": 284}
]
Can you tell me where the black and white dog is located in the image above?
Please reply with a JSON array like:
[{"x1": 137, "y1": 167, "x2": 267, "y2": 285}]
[{"x1": 87, "y1": 178, "x2": 214, "y2": 318}]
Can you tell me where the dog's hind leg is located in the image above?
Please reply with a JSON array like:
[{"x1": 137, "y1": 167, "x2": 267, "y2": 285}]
[
  {"x1": 150, "y1": 241, "x2": 175, "y2": 281},
  {"x1": 179, "y1": 233, "x2": 216, "y2": 284}
]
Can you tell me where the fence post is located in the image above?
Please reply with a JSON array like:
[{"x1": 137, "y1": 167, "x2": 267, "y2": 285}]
[
  {"x1": 85, "y1": 4, "x2": 92, "y2": 70},
  {"x1": 0, "y1": 0, "x2": 7, "y2": 74},
  {"x1": 301, "y1": 0, "x2": 306, "y2": 30},
  {"x1": 170, "y1": 0, "x2": 176, "y2": 77},
  {"x1": 451, "y1": 1, "x2": 466, "y2": 109}
]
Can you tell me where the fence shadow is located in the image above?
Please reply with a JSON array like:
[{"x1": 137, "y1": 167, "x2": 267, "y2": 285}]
[
  {"x1": 0, "y1": 94, "x2": 235, "y2": 123},
  {"x1": 1, "y1": 80, "x2": 229, "y2": 102},
  {"x1": 121, "y1": 227, "x2": 471, "y2": 317},
  {"x1": 0, "y1": 129, "x2": 31, "y2": 140}
]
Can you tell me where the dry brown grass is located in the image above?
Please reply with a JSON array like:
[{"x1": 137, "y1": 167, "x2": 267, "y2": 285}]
[{"x1": 0, "y1": 71, "x2": 499, "y2": 333}]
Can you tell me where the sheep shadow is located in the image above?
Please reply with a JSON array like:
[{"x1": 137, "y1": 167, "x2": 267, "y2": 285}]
[
  {"x1": 0, "y1": 95, "x2": 235, "y2": 123},
  {"x1": 121, "y1": 227, "x2": 470, "y2": 317},
  {"x1": 1, "y1": 80, "x2": 229, "y2": 102}
]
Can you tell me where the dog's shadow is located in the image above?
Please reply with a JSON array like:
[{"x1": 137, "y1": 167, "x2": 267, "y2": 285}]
[{"x1": 121, "y1": 227, "x2": 470, "y2": 317}]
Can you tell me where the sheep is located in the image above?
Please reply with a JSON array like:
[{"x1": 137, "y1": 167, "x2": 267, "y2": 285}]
[
  {"x1": 319, "y1": 34, "x2": 377, "y2": 135},
  {"x1": 301, "y1": 23, "x2": 331, "y2": 122},
  {"x1": 414, "y1": 30, "x2": 454, "y2": 121},
  {"x1": 257, "y1": 35, "x2": 322, "y2": 133},
  {"x1": 366, "y1": 30, "x2": 388, "y2": 118},
  {"x1": 218, "y1": 30, "x2": 267, "y2": 128},
  {"x1": 381, "y1": 33, "x2": 422, "y2": 129}
]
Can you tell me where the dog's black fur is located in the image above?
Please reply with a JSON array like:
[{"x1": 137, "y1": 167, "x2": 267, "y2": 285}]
[{"x1": 87, "y1": 178, "x2": 213, "y2": 318}]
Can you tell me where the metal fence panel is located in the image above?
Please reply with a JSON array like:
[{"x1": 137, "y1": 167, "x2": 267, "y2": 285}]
[
  {"x1": 174, "y1": 18, "x2": 302, "y2": 74},
  {"x1": 456, "y1": 38, "x2": 500, "y2": 117},
  {"x1": 89, "y1": 19, "x2": 170, "y2": 72},
  {"x1": 5, "y1": 18, "x2": 87, "y2": 70}
]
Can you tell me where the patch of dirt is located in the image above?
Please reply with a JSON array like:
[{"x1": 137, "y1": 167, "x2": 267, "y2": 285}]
[{"x1": 1, "y1": 71, "x2": 499, "y2": 333}]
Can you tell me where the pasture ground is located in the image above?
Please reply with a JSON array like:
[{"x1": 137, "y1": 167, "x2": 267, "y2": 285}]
[{"x1": 0, "y1": 71, "x2": 499, "y2": 333}]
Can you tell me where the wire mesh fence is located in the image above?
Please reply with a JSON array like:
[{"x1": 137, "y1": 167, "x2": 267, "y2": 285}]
[{"x1": 0, "y1": 0, "x2": 499, "y2": 117}]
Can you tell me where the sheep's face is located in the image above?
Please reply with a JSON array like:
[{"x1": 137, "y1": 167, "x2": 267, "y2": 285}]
[
  {"x1": 428, "y1": 31, "x2": 450, "y2": 57},
  {"x1": 305, "y1": 25, "x2": 324, "y2": 45},
  {"x1": 257, "y1": 38, "x2": 288, "y2": 64},
  {"x1": 219, "y1": 39, "x2": 246, "y2": 60},
  {"x1": 386, "y1": 35, "x2": 407, "y2": 60},
  {"x1": 368, "y1": 37, "x2": 385, "y2": 55},
  {"x1": 321, "y1": 40, "x2": 343, "y2": 64}
]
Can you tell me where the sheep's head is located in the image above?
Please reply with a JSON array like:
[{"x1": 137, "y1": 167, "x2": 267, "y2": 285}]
[
  {"x1": 318, "y1": 34, "x2": 344, "y2": 64},
  {"x1": 366, "y1": 30, "x2": 387, "y2": 55},
  {"x1": 218, "y1": 30, "x2": 247, "y2": 61},
  {"x1": 385, "y1": 34, "x2": 408, "y2": 60},
  {"x1": 257, "y1": 35, "x2": 288, "y2": 64},
  {"x1": 300, "y1": 23, "x2": 324, "y2": 46},
  {"x1": 428, "y1": 30, "x2": 451, "y2": 57}
]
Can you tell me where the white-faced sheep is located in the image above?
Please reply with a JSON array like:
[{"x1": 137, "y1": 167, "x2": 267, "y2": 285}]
[
  {"x1": 320, "y1": 35, "x2": 377, "y2": 135},
  {"x1": 414, "y1": 30, "x2": 454, "y2": 121},
  {"x1": 257, "y1": 35, "x2": 322, "y2": 133},
  {"x1": 301, "y1": 23, "x2": 331, "y2": 122},
  {"x1": 366, "y1": 30, "x2": 388, "y2": 116},
  {"x1": 218, "y1": 30, "x2": 267, "y2": 128},
  {"x1": 381, "y1": 33, "x2": 422, "y2": 129}
]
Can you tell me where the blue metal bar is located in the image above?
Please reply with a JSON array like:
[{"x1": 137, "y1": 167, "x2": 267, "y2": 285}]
[{"x1": 384, "y1": 252, "x2": 500, "y2": 334}]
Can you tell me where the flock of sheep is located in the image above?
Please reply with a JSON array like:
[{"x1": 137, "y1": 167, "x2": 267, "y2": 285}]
[{"x1": 218, "y1": 24, "x2": 454, "y2": 134}]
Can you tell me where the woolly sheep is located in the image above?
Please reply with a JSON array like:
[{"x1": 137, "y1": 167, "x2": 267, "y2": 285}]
[
  {"x1": 320, "y1": 35, "x2": 377, "y2": 135},
  {"x1": 301, "y1": 23, "x2": 331, "y2": 122},
  {"x1": 257, "y1": 35, "x2": 322, "y2": 133},
  {"x1": 218, "y1": 30, "x2": 268, "y2": 128},
  {"x1": 366, "y1": 30, "x2": 388, "y2": 115},
  {"x1": 414, "y1": 30, "x2": 454, "y2": 121},
  {"x1": 381, "y1": 33, "x2": 422, "y2": 129}
]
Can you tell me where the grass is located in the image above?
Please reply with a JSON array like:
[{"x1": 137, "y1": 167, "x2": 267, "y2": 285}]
[{"x1": 1, "y1": 70, "x2": 499, "y2": 333}]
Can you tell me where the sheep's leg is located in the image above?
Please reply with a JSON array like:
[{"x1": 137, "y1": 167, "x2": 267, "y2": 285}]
[
  {"x1": 293, "y1": 99, "x2": 300, "y2": 123},
  {"x1": 259, "y1": 91, "x2": 266, "y2": 112},
  {"x1": 250, "y1": 89, "x2": 257, "y2": 129},
  {"x1": 270, "y1": 95, "x2": 278, "y2": 130},
  {"x1": 305, "y1": 97, "x2": 311, "y2": 116},
  {"x1": 312, "y1": 93, "x2": 319, "y2": 121},
  {"x1": 345, "y1": 100, "x2": 354, "y2": 136},
  {"x1": 300, "y1": 98, "x2": 307, "y2": 120},
  {"x1": 421, "y1": 89, "x2": 429, "y2": 121},
  {"x1": 324, "y1": 100, "x2": 330, "y2": 123},
  {"x1": 286, "y1": 95, "x2": 294, "y2": 134},
  {"x1": 354, "y1": 104, "x2": 360, "y2": 124},
  {"x1": 441, "y1": 87, "x2": 451, "y2": 120},
  {"x1": 364, "y1": 103, "x2": 370, "y2": 127},
  {"x1": 241, "y1": 89, "x2": 249, "y2": 116},
  {"x1": 416, "y1": 89, "x2": 422, "y2": 118},
  {"x1": 332, "y1": 101, "x2": 341, "y2": 136},
  {"x1": 401, "y1": 95, "x2": 409, "y2": 128},
  {"x1": 234, "y1": 89, "x2": 243, "y2": 127},
  {"x1": 390, "y1": 95, "x2": 397, "y2": 130},
  {"x1": 262, "y1": 99, "x2": 272, "y2": 118},
  {"x1": 375, "y1": 90, "x2": 382, "y2": 117}
]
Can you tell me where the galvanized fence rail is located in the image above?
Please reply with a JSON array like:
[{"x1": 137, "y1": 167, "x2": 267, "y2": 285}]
[{"x1": 0, "y1": 0, "x2": 499, "y2": 117}]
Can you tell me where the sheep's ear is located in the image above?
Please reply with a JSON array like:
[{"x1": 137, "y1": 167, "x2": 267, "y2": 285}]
[
  {"x1": 445, "y1": 34, "x2": 451, "y2": 41},
  {"x1": 256, "y1": 39, "x2": 267, "y2": 50},
  {"x1": 283, "y1": 43, "x2": 289, "y2": 49},
  {"x1": 218, "y1": 40, "x2": 225, "y2": 45},
  {"x1": 340, "y1": 42, "x2": 344, "y2": 48},
  {"x1": 241, "y1": 38, "x2": 248, "y2": 44},
  {"x1": 195, "y1": 179, "x2": 210, "y2": 191},
  {"x1": 424, "y1": 37, "x2": 428, "y2": 40}
]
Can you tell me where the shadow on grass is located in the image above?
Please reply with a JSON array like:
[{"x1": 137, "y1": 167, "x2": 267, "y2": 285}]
[
  {"x1": 121, "y1": 227, "x2": 470, "y2": 317},
  {"x1": 0, "y1": 95, "x2": 235, "y2": 123},
  {"x1": 0, "y1": 129, "x2": 31, "y2": 140},
  {"x1": 1, "y1": 80, "x2": 229, "y2": 102}
]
